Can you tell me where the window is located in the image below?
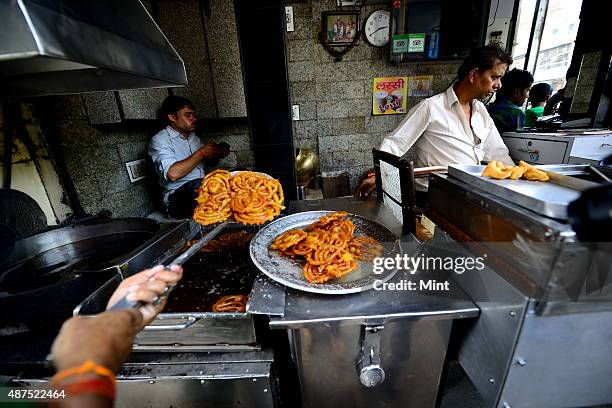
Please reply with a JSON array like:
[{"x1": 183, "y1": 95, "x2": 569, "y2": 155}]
[{"x1": 511, "y1": 0, "x2": 583, "y2": 92}]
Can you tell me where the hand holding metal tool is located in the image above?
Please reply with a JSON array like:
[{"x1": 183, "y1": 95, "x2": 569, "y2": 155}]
[{"x1": 109, "y1": 221, "x2": 229, "y2": 311}]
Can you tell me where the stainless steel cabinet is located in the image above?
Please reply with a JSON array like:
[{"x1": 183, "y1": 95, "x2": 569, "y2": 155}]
[{"x1": 502, "y1": 131, "x2": 612, "y2": 165}]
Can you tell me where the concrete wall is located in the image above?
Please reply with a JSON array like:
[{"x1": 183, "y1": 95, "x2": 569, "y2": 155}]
[{"x1": 287, "y1": 0, "x2": 462, "y2": 189}]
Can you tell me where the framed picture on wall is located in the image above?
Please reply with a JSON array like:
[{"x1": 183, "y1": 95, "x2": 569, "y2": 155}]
[
  {"x1": 125, "y1": 159, "x2": 147, "y2": 183},
  {"x1": 322, "y1": 11, "x2": 360, "y2": 45}
]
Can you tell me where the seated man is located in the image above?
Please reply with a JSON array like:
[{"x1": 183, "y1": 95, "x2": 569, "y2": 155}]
[
  {"x1": 356, "y1": 44, "x2": 515, "y2": 202},
  {"x1": 148, "y1": 96, "x2": 229, "y2": 219},
  {"x1": 525, "y1": 82, "x2": 553, "y2": 127},
  {"x1": 487, "y1": 68, "x2": 534, "y2": 133}
]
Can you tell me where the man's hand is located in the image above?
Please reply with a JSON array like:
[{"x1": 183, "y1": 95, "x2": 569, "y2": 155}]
[
  {"x1": 51, "y1": 310, "x2": 143, "y2": 373},
  {"x1": 106, "y1": 265, "x2": 183, "y2": 327},
  {"x1": 354, "y1": 175, "x2": 376, "y2": 197},
  {"x1": 199, "y1": 142, "x2": 230, "y2": 160}
]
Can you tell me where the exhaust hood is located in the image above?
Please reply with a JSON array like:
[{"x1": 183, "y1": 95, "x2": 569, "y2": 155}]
[{"x1": 0, "y1": 0, "x2": 188, "y2": 97}]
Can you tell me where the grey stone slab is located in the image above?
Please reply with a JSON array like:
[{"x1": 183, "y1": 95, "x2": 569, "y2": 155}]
[
  {"x1": 344, "y1": 98, "x2": 370, "y2": 117},
  {"x1": 315, "y1": 119, "x2": 333, "y2": 138},
  {"x1": 311, "y1": 0, "x2": 336, "y2": 21},
  {"x1": 415, "y1": 61, "x2": 461, "y2": 75},
  {"x1": 235, "y1": 150, "x2": 255, "y2": 168},
  {"x1": 432, "y1": 74, "x2": 456, "y2": 94},
  {"x1": 313, "y1": 62, "x2": 349, "y2": 83},
  {"x1": 318, "y1": 135, "x2": 349, "y2": 152},
  {"x1": 344, "y1": 60, "x2": 385, "y2": 80},
  {"x1": 118, "y1": 88, "x2": 168, "y2": 120},
  {"x1": 117, "y1": 141, "x2": 147, "y2": 163},
  {"x1": 219, "y1": 152, "x2": 237, "y2": 168},
  {"x1": 288, "y1": 39, "x2": 314, "y2": 62},
  {"x1": 291, "y1": 3, "x2": 310, "y2": 17},
  {"x1": 382, "y1": 63, "x2": 416, "y2": 77},
  {"x1": 205, "y1": 0, "x2": 246, "y2": 118},
  {"x1": 319, "y1": 153, "x2": 335, "y2": 172},
  {"x1": 291, "y1": 81, "x2": 316, "y2": 102},
  {"x1": 83, "y1": 92, "x2": 121, "y2": 124},
  {"x1": 316, "y1": 100, "x2": 348, "y2": 119},
  {"x1": 289, "y1": 61, "x2": 315, "y2": 82},
  {"x1": 295, "y1": 137, "x2": 318, "y2": 151},
  {"x1": 287, "y1": 15, "x2": 314, "y2": 40},
  {"x1": 157, "y1": 0, "x2": 216, "y2": 118},
  {"x1": 330, "y1": 117, "x2": 366, "y2": 135},
  {"x1": 331, "y1": 149, "x2": 365, "y2": 168},
  {"x1": 298, "y1": 101, "x2": 317, "y2": 120},
  {"x1": 55, "y1": 119, "x2": 98, "y2": 147},
  {"x1": 53, "y1": 95, "x2": 87, "y2": 119},
  {"x1": 100, "y1": 164, "x2": 133, "y2": 196},
  {"x1": 365, "y1": 114, "x2": 402, "y2": 133},
  {"x1": 293, "y1": 120, "x2": 318, "y2": 140},
  {"x1": 315, "y1": 80, "x2": 364, "y2": 101},
  {"x1": 345, "y1": 134, "x2": 379, "y2": 150}
]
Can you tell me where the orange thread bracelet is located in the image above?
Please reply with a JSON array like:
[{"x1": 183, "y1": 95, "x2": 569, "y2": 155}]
[
  {"x1": 63, "y1": 378, "x2": 116, "y2": 400},
  {"x1": 51, "y1": 360, "x2": 116, "y2": 386}
]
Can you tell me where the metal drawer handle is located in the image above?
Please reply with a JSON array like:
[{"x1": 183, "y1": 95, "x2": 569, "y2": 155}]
[
  {"x1": 143, "y1": 316, "x2": 197, "y2": 331},
  {"x1": 518, "y1": 148, "x2": 539, "y2": 154},
  {"x1": 602, "y1": 143, "x2": 612, "y2": 148},
  {"x1": 356, "y1": 325, "x2": 385, "y2": 388}
]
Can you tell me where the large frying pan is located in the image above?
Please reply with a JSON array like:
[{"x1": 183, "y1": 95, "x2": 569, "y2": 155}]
[{"x1": 0, "y1": 218, "x2": 161, "y2": 335}]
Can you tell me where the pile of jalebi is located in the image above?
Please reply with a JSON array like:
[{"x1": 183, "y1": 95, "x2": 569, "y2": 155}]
[
  {"x1": 183, "y1": 230, "x2": 255, "y2": 253},
  {"x1": 270, "y1": 211, "x2": 384, "y2": 284},
  {"x1": 193, "y1": 170, "x2": 285, "y2": 225},
  {"x1": 193, "y1": 170, "x2": 233, "y2": 225},
  {"x1": 212, "y1": 294, "x2": 248, "y2": 313}
]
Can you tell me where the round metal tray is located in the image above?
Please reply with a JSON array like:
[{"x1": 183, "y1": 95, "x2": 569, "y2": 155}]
[{"x1": 249, "y1": 211, "x2": 400, "y2": 295}]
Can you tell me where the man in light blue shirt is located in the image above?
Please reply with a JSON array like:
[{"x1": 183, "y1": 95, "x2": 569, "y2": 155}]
[{"x1": 148, "y1": 96, "x2": 229, "y2": 218}]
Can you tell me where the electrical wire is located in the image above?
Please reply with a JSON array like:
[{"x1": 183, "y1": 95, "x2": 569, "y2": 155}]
[{"x1": 488, "y1": 0, "x2": 500, "y2": 28}]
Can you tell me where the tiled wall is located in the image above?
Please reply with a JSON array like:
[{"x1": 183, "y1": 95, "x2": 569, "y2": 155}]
[
  {"x1": 287, "y1": 0, "x2": 461, "y2": 189},
  {"x1": 38, "y1": 95, "x2": 253, "y2": 218}
]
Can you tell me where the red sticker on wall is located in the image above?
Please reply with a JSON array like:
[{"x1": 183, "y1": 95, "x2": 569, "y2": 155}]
[{"x1": 393, "y1": 0, "x2": 401, "y2": 9}]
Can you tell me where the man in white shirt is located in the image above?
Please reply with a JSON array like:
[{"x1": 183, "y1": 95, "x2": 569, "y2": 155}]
[{"x1": 356, "y1": 45, "x2": 515, "y2": 200}]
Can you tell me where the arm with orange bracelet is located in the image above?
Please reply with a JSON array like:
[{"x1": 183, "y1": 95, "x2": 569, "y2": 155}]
[{"x1": 49, "y1": 265, "x2": 183, "y2": 407}]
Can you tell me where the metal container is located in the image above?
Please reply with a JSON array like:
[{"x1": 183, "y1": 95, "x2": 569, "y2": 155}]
[
  {"x1": 13, "y1": 351, "x2": 280, "y2": 408},
  {"x1": 426, "y1": 171, "x2": 612, "y2": 408},
  {"x1": 76, "y1": 221, "x2": 262, "y2": 352}
]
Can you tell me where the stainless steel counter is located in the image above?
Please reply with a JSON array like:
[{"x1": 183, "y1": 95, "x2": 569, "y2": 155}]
[
  {"x1": 261, "y1": 197, "x2": 479, "y2": 408},
  {"x1": 266, "y1": 197, "x2": 478, "y2": 328}
]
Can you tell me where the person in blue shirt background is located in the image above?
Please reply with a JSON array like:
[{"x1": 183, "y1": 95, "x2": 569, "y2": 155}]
[
  {"x1": 487, "y1": 68, "x2": 534, "y2": 133},
  {"x1": 148, "y1": 96, "x2": 229, "y2": 219}
]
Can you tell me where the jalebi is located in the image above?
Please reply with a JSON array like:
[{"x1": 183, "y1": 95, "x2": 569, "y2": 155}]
[
  {"x1": 212, "y1": 294, "x2": 248, "y2": 313},
  {"x1": 270, "y1": 211, "x2": 380, "y2": 284},
  {"x1": 193, "y1": 170, "x2": 285, "y2": 225}
]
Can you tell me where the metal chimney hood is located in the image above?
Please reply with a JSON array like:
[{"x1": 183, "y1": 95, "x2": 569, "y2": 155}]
[{"x1": 0, "y1": 0, "x2": 188, "y2": 98}]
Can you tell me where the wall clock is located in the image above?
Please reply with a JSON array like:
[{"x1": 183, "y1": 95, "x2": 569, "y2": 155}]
[{"x1": 364, "y1": 10, "x2": 390, "y2": 47}]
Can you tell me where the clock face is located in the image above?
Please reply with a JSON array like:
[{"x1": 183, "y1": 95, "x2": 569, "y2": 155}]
[{"x1": 365, "y1": 10, "x2": 390, "y2": 47}]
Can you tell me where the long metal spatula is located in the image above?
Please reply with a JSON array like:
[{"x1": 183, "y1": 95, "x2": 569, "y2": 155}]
[{"x1": 109, "y1": 220, "x2": 229, "y2": 311}]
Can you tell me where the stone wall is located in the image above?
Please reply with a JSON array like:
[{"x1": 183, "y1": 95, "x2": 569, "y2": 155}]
[
  {"x1": 40, "y1": 95, "x2": 252, "y2": 218},
  {"x1": 287, "y1": 0, "x2": 461, "y2": 189}
]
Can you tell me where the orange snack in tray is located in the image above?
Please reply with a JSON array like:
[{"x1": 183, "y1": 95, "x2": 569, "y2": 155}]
[
  {"x1": 270, "y1": 211, "x2": 382, "y2": 284},
  {"x1": 193, "y1": 170, "x2": 285, "y2": 225},
  {"x1": 212, "y1": 294, "x2": 248, "y2": 313},
  {"x1": 481, "y1": 160, "x2": 549, "y2": 182}
]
